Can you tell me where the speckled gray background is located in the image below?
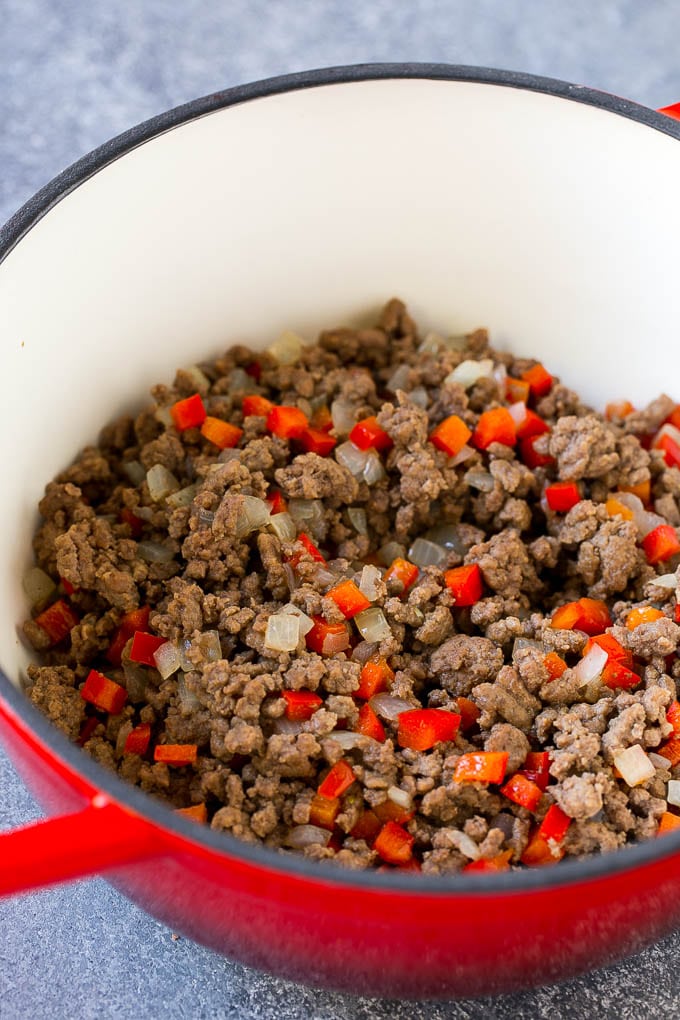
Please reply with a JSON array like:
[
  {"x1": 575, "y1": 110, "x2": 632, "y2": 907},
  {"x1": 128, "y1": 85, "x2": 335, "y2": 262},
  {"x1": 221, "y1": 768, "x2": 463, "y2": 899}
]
[{"x1": 3, "y1": 2, "x2": 680, "y2": 1017}]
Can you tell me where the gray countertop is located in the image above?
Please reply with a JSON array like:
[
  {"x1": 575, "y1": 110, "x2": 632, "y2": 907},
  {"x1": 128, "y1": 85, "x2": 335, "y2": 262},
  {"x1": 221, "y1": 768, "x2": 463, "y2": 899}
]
[{"x1": 3, "y1": 3, "x2": 680, "y2": 1017}]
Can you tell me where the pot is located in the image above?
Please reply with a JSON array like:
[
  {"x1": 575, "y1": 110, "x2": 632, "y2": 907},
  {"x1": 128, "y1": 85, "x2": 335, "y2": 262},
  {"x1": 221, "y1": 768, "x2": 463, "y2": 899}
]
[{"x1": 2, "y1": 65, "x2": 680, "y2": 1000}]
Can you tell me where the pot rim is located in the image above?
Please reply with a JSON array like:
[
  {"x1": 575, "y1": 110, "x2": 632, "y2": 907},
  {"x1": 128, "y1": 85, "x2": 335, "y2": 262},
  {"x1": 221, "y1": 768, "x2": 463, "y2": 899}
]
[{"x1": 3, "y1": 62, "x2": 680, "y2": 895}]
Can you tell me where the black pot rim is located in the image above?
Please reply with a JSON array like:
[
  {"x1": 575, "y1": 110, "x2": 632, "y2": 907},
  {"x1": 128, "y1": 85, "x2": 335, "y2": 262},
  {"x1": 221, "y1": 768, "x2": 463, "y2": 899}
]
[{"x1": 3, "y1": 62, "x2": 680, "y2": 898}]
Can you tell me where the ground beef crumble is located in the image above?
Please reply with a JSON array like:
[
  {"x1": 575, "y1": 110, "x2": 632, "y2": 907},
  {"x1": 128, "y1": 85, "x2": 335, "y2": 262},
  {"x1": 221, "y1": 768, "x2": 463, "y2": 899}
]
[{"x1": 21, "y1": 300, "x2": 680, "y2": 874}]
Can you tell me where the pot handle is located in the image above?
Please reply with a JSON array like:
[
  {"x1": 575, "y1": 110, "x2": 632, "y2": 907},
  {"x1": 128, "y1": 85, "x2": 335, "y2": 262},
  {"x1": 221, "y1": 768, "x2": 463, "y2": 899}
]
[
  {"x1": 0, "y1": 793, "x2": 158, "y2": 897},
  {"x1": 658, "y1": 103, "x2": 680, "y2": 120}
]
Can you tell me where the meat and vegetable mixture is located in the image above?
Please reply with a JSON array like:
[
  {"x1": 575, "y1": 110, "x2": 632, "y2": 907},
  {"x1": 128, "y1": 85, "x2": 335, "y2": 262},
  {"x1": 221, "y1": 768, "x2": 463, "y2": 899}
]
[{"x1": 22, "y1": 299, "x2": 680, "y2": 872}]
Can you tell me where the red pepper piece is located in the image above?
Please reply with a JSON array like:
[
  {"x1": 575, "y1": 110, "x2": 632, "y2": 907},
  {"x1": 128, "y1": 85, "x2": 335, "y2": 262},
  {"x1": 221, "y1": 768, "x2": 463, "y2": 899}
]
[
  {"x1": 266, "y1": 490, "x2": 288, "y2": 515},
  {"x1": 374, "y1": 821, "x2": 414, "y2": 865},
  {"x1": 444, "y1": 564, "x2": 484, "y2": 607},
  {"x1": 123, "y1": 723, "x2": 152, "y2": 755},
  {"x1": 601, "y1": 660, "x2": 641, "y2": 690},
  {"x1": 521, "y1": 363, "x2": 553, "y2": 398},
  {"x1": 106, "y1": 605, "x2": 151, "y2": 666},
  {"x1": 395, "y1": 857, "x2": 422, "y2": 873},
  {"x1": 350, "y1": 810, "x2": 382, "y2": 843},
  {"x1": 543, "y1": 651, "x2": 568, "y2": 681},
  {"x1": 305, "y1": 616, "x2": 350, "y2": 655},
  {"x1": 60, "y1": 577, "x2": 77, "y2": 596},
  {"x1": 288, "y1": 532, "x2": 326, "y2": 568},
  {"x1": 200, "y1": 416, "x2": 243, "y2": 449},
  {"x1": 524, "y1": 750, "x2": 550, "y2": 773},
  {"x1": 310, "y1": 404, "x2": 333, "y2": 433},
  {"x1": 454, "y1": 751, "x2": 509, "y2": 784},
  {"x1": 428, "y1": 414, "x2": 472, "y2": 457},
  {"x1": 244, "y1": 361, "x2": 261, "y2": 382},
  {"x1": 515, "y1": 409, "x2": 550, "y2": 440},
  {"x1": 77, "y1": 716, "x2": 100, "y2": 747},
  {"x1": 471, "y1": 407, "x2": 517, "y2": 450},
  {"x1": 666, "y1": 405, "x2": 680, "y2": 429},
  {"x1": 605, "y1": 400, "x2": 635, "y2": 420},
  {"x1": 626, "y1": 606, "x2": 665, "y2": 630},
  {"x1": 170, "y1": 393, "x2": 206, "y2": 431},
  {"x1": 463, "y1": 849, "x2": 513, "y2": 873},
  {"x1": 383, "y1": 557, "x2": 419, "y2": 594},
  {"x1": 356, "y1": 703, "x2": 386, "y2": 742},
  {"x1": 584, "y1": 633, "x2": 634, "y2": 668},
  {"x1": 539, "y1": 803, "x2": 571, "y2": 842},
  {"x1": 618, "y1": 479, "x2": 652, "y2": 505},
  {"x1": 642, "y1": 524, "x2": 680, "y2": 565},
  {"x1": 521, "y1": 832, "x2": 565, "y2": 866},
  {"x1": 655, "y1": 431, "x2": 680, "y2": 469},
  {"x1": 520, "y1": 769, "x2": 550, "y2": 792},
  {"x1": 129, "y1": 631, "x2": 167, "y2": 668},
  {"x1": 667, "y1": 700, "x2": 680, "y2": 735},
  {"x1": 318, "y1": 759, "x2": 356, "y2": 799},
  {"x1": 81, "y1": 669, "x2": 127, "y2": 714},
  {"x1": 519, "y1": 433, "x2": 554, "y2": 468},
  {"x1": 34, "y1": 599, "x2": 79, "y2": 646},
  {"x1": 356, "y1": 657, "x2": 395, "y2": 699},
  {"x1": 676, "y1": 603, "x2": 680, "y2": 625},
  {"x1": 119, "y1": 507, "x2": 144, "y2": 538},
  {"x1": 397, "y1": 708, "x2": 461, "y2": 751},
  {"x1": 281, "y1": 689, "x2": 323, "y2": 721},
  {"x1": 500, "y1": 773, "x2": 543, "y2": 812},
  {"x1": 325, "y1": 579, "x2": 371, "y2": 619},
  {"x1": 550, "y1": 598, "x2": 612, "y2": 636},
  {"x1": 658, "y1": 811, "x2": 680, "y2": 835},
  {"x1": 309, "y1": 794, "x2": 340, "y2": 830},
  {"x1": 175, "y1": 803, "x2": 208, "y2": 824},
  {"x1": 506, "y1": 377, "x2": 531, "y2": 404},
  {"x1": 298, "y1": 427, "x2": 337, "y2": 456},
  {"x1": 242, "y1": 394, "x2": 274, "y2": 417},
  {"x1": 349, "y1": 416, "x2": 393, "y2": 452},
  {"x1": 545, "y1": 481, "x2": 581, "y2": 513},
  {"x1": 266, "y1": 405, "x2": 309, "y2": 439},
  {"x1": 154, "y1": 743, "x2": 198, "y2": 766},
  {"x1": 457, "y1": 696, "x2": 481, "y2": 731},
  {"x1": 373, "y1": 799, "x2": 415, "y2": 826},
  {"x1": 658, "y1": 737, "x2": 680, "y2": 766}
]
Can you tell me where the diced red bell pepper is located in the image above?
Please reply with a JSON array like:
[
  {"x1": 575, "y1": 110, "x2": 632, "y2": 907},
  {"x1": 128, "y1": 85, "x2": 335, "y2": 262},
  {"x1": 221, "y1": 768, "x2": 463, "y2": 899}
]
[
  {"x1": 521, "y1": 832, "x2": 565, "y2": 866},
  {"x1": 60, "y1": 577, "x2": 77, "y2": 596},
  {"x1": 667, "y1": 700, "x2": 680, "y2": 735},
  {"x1": 81, "y1": 669, "x2": 127, "y2": 714},
  {"x1": 550, "y1": 598, "x2": 612, "y2": 636},
  {"x1": 310, "y1": 404, "x2": 333, "y2": 433},
  {"x1": 605, "y1": 400, "x2": 635, "y2": 420},
  {"x1": 170, "y1": 393, "x2": 206, "y2": 431},
  {"x1": 463, "y1": 849, "x2": 513, "y2": 873},
  {"x1": 524, "y1": 751, "x2": 550, "y2": 773},
  {"x1": 356, "y1": 657, "x2": 395, "y2": 699},
  {"x1": 457, "y1": 696, "x2": 481, "y2": 731},
  {"x1": 119, "y1": 507, "x2": 144, "y2": 538},
  {"x1": 305, "y1": 616, "x2": 350, "y2": 655},
  {"x1": 471, "y1": 408, "x2": 517, "y2": 450},
  {"x1": 543, "y1": 651, "x2": 567, "y2": 681},
  {"x1": 200, "y1": 416, "x2": 243, "y2": 449},
  {"x1": 175, "y1": 803, "x2": 208, "y2": 824},
  {"x1": 373, "y1": 821, "x2": 414, "y2": 865},
  {"x1": 242, "y1": 394, "x2": 274, "y2": 417},
  {"x1": 444, "y1": 564, "x2": 484, "y2": 607},
  {"x1": 129, "y1": 631, "x2": 167, "y2": 668},
  {"x1": 281, "y1": 689, "x2": 323, "y2": 721},
  {"x1": 642, "y1": 524, "x2": 680, "y2": 565},
  {"x1": 539, "y1": 803, "x2": 571, "y2": 843},
  {"x1": 618, "y1": 479, "x2": 651, "y2": 505},
  {"x1": 325, "y1": 579, "x2": 372, "y2": 619},
  {"x1": 520, "y1": 769, "x2": 550, "y2": 792},
  {"x1": 309, "y1": 794, "x2": 340, "y2": 830},
  {"x1": 626, "y1": 606, "x2": 665, "y2": 630},
  {"x1": 244, "y1": 361, "x2": 261, "y2": 382},
  {"x1": 429, "y1": 414, "x2": 472, "y2": 457},
  {"x1": 397, "y1": 708, "x2": 461, "y2": 751},
  {"x1": 123, "y1": 723, "x2": 151, "y2": 755},
  {"x1": 584, "y1": 633, "x2": 633, "y2": 668},
  {"x1": 288, "y1": 532, "x2": 326, "y2": 568},
  {"x1": 676, "y1": 603, "x2": 680, "y2": 625},
  {"x1": 500, "y1": 773, "x2": 543, "y2": 812},
  {"x1": 454, "y1": 751, "x2": 509, "y2": 784},
  {"x1": 600, "y1": 660, "x2": 641, "y2": 690},
  {"x1": 349, "y1": 416, "x2": 393, "y2": 452},
  {"x1": 666, "y1": 405, "x2": 680, "y2": 429},
  {"x1": 515, "y1": 409, "x2": 550, "y2": 440},
  {"x1": 519, "y1": 434, "x2": 554, "y2": 468},
  {"x1": 545, "y1": 481, "x2": 581, "y2": 513},
  {"x1": 373, "y1": 798, "x2": 415, "y2": 826},
  {"x1": 34, "y1": 599, "x2": 79, "y2": 646},
  {"x1": 106, "y1": 605, "x2": 151, "y2": 666},
  {"x1": 351, "y1": 810, "x2": 383, "y2": 843},
  {"x1": 658, "y1": 811, "x2": 680, "y2": 835},
  {"x1": 153, "y1": 743, "x2": 198, "y2": 766},
  {"x1": 266, "y1": 490, "x2": 288, "y2": 515},
  {"x1": 266, "y1": 405, "x2": 309, "y2": 439},
  {"x1": 521, "y1": 363, "x2": 553, "y2": 398},
  {"x1": 298, "y1": 427, "x2": 337, "y2": 456},
  {"x1": 384, "y1": 557, "x2": 419, "y2": 594},
  {"x1": 76, "y1": 716, "x2": 100, "y2": 747},
  {"x1": 658, "y1": 737, "x2": 680, "y2": 766},
  {"x1": 506, "y1": 377, "x2": 530, "y2": 404},
  {"x1": 356, "y1": 703, "x2": 386, "y2": 742},
  {"x1": 317, "y1": 759, "x2": 356, "y2": 799},
  {"x1": 655, "y1": 431, "x2": 680, "y2": 469}
]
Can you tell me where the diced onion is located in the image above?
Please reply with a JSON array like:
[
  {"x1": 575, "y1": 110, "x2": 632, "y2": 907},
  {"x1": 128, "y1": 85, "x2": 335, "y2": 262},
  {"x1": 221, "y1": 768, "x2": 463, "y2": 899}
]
[
  {"x1": 331, "y1": 398, "x2": 357, "y2": 435},
  {"x1": 444, "y1": 358, "x2": 494, "y2": 389},
  {"x1": 386, "y1": 364, "x2": 411, "y2": 392},
  {"x1": 649, "y1": 752, "x2": 672, "y2": 769},
  {"x1": 667, "y1": 779, "x2": 680, "y2": 807},
  {"x1": 218, "y1": 448, "x2": 241, "y2": 464},
  {"x1": 408, "y1": 537, "x2": 447, "y2": 568},
  {"x1": 197, "y1": 508, "x2": 215, "y2": 528},
  {"x1": 424, "y1": 525, "x2": 466, "y2": 553},
  {"x1": 286, "y1": 824, "x2": 331, "y2": 849},
  {"x1": 507, "y1": 401, "x2": 527, "y2": 427},
  {"x1": 492, "y1": 362, "x2": 507, "y2": 390},
  {"x1": 335, "y1": 440, "x2": 369, "y2": 477},
  {"x1": 451, "y1": 444, "x2": 476, "y2": 467},
  {"x1": 234, "y1": 495, "x2": 271, "y2": 539},
  {"x1": 146, "y1": 464, "x2": 180, "y2": 502},
  {"x1": 378, "y1": 541, "x2": 406, "y2": 566},
  {"x1": 614, "y1": 492, "x2": 666, "y2": 538},
  {"x1": 154, "y1": 404, "x2": 174, "y2": 428},
  {"x1": 177, "y1": 672, "x2": 201, "y2": 711},
  {"x1": 153, "y1": 641, "x2": 181, "y2": 679},
  {"x1": 407, "y1": 386, "x2": 429, "y2": 409},
  {"x1": 329, "y1": 731, "x2": 378, "y2": 751},
  {"x1": 347, "y1": 507, "x2": 368, "y2": 534},
  {"x1": 359, "y1": 564, "x2": 382, "y2": 601},
  {"x1": 354, "y1": 607, "x2": 392, "y2": 642},
  {"x1": 22, "y1": 566, "x2": 56, "y2": 606},
  {"x1": 573, "y1": 644, "x2": 608, "y2": 686},
  {"x1": 511, "y1": 637, "x2": 545, "y2": 662},
  {"x1": 369, "y1": 693, "x2": 412, "y2": 721},
  {"x1": 122, "y1": 658, "x2": 148, "y2": 701},
  {"x1": 197, "y1": 630, "x2": 222, "y2": 662},
  {"x1": 351, "y1": 640, "x2": 379, "y2": 664},
  {"x1": 269, "y1": 512, "x2": 297, "y2": 542},
  {"x1": 450, "y1": 830, "x2": 481, "y2": 861},
  {"x1": 178, "y1": 639, "x2": 193, "y2": 673},
  {"x1": 387, "y1": 785, "x2": 413, "y2": 810},
  {"x1": 122, "y1": 460, "x2": 147, "y2": 485},
  {"x1": 137, "y1": 540, "x2": 175, "y2": 563},
  {"x1": 166, "y1": 484, "x2": 198, "y2": 509},
  {"x1": 288, "y1": 499, "x2": 324, "y2": 531},
  {"x1": 281, "y1": 603, "x2": 314, "y2": 636},
  {"x1": 418, "y1": 331, "x2": 444, "y2": 354},
  {"x1": 265, "y1": 613, "x2": 301, "y2": 652},
  {"x1": 224, "y1": 367, "x2": 250, "y2": 392},
  {"x1": 322, "y1": 628, "x2": 350, "y2": 655},
  {"x1": 613, "y1": 744, "x2": 655, "y2": 787},
  {"x1": 363, "y1": 450, "x2": 386, "y2": 486},
  {"x1": 649, "y1": 572, "x2": 678, "y2": 589},
  {"x1": 267, "y1": 330, "x2": 304, "y2": 366},
  {"x1": 181, "y1": 364, "x2": 211, "y2": 393},
  {"x1": 273, "y1": 717, "x2": 305, "y2": 735},
  {"x1": 312, "y1": 565, "x2": 339, "y2": 589},
  {"x1": 464, "y1": 469, "x2": 495, "y2": 492}
]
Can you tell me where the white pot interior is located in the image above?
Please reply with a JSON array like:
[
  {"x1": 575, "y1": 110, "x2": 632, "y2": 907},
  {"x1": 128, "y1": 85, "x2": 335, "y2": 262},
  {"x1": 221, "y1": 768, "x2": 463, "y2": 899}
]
[{"x1": 2, "y1": 76, "x2": 680, "y2": 680}]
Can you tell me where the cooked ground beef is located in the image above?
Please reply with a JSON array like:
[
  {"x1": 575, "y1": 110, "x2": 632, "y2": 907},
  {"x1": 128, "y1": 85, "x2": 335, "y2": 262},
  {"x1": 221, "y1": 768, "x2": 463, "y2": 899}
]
[{"x1": 21, "y1": 300, "x2": 680, "y2": 874}]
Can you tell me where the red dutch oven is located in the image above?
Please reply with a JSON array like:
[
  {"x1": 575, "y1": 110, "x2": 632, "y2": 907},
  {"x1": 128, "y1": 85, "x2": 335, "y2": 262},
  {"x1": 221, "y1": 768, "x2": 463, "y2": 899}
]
[{"x1": 2, "y1": 65, "x2": 680, "y2": 1000}]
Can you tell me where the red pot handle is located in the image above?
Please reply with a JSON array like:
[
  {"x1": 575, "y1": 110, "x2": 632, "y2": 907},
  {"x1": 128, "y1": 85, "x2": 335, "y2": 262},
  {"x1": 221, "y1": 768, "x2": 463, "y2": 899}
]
[
  {"x1": 658, "y1": 103, "x2": 680, "y2": 120},
  {"x1": 0, "y1": 794, "x2": 158, "y2": 897}
]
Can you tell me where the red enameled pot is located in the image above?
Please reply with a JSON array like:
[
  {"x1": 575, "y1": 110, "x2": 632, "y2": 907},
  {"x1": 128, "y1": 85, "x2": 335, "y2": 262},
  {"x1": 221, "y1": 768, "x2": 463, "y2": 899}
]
[{"x1": 2, "y1": 66, "x2": 680, "y2": 1000}]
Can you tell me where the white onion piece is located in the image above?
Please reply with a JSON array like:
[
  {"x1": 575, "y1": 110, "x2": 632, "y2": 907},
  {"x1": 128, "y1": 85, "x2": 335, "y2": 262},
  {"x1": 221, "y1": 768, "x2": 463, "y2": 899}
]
[
  {"x1": 492, "y1": 362, "x2": 507, "y2": 391},
  {"x1": 464, "y1": 469, "x2": 495, "y2": 492},
  {"x1": 122, "y1": 460, "x2": 147, "y2": 485},
  {"x1": 269, "y1": 512, "x2": 297, "y2": 542},
  {"x1": 281, "y1": 603, "x2": 314, "y2": 636},
  {"x1": 425, "y1": 525, "x2": 465, "y2": 553},
  {"x1": 166, "y1": 484, "x2": 198, "y2": 509},
  {"x1": 134, "y1": 507, "x2": 154, "y2": 522},
  {"x1": 137, "y1": 540, "x2": 175, "y2": 563},
  {"x1": 329, "y1": 731, "x2": 378, "y2": 751},
  {"x1": 573, "y1": 644, "x2": 608, "y2": 686},
  {"x1": 359, "y1": 564, "x2": 382, "y2": 601},
  {"x1": 378, "y1": 541, "x2": 406, "y2": 566},
  {"x1": 289, "y1": 499, "x2": 324, "y2": 531},
  {"x1": 408, "y1": 537, "x2": 447, "y2": 568},
  {"x1": 146, "y1": 464, "x2": 180, "y2": 502},
  {"x1": 153, "y1": 641, "x2": 181, "y2": 679},
  {"x1": 286, "y1": 824, "x2": 331, "y2": 849},
  {"x1": 234, "y1": 495, "x2": 271, "y2": 539},
  {"x1": 649, "y1": 572, "x2": 678, "y2": 589},
  {"x1": 22, "y1": 567, "x2": 56, "y2": 606},
  {"x1": 667, "y1": 779, "x2": 680, "y2": 807},
  {"x1": 312, "y1": 566, "x2": 338, "y2": 589},
  {"x1": 451, "y1": 444, "x2": 476, "y2": 467},
  {"x1": 512, "y1": 637, "x2": 545, "y2": 663},
  {"x1": 322, "y1": 628, "x2": 350, "y2": 655},
  {"x1": 331, "y1": 398, "x2": 356, "y2": 435},
  {"x1": 387, "y1": 785, "x2": 413, "y2": 810},
  {"x1": 614, "y1": 492, "x2": 666, "y2": 537},
  {"x1": 267, "y1": 330, "x2": 303, "y2": 365},
  {"x1": 653, "y1": 422, "x2": 680, "y2": 448},
  {"x1": 177, "y1": 672, "x2": 201, "y2": 711},
  {"x1": 335, "y1": 440, "x2": 369, "y2": 477},
  {"x1": 354, "y1": 607, "x2": 392, "y2": 642},
  {"x1": 154, "y1": 404, "x2": 173, "y2": 428},
  {"x1": 217, "y1": 448, "x2": 241, "y2": 464},
  {"x1": 196, "y1": 630, "x2": 222, "y2": 662},
  {"x1": 649, "y1": 752, "x2": 672, "y2": 769},
  {"x1": 363, "y1": 449, "x2": 386, "y2": 486},
  {"x1": 450, "y1": 830, "x2": 482, "y2": 861},
  {"x1": 273, "y1": 717, "x2": 305, "y2": 735},
  {"x1": 407, "y1": 386, "x2": 429, "y2": 409},
  {"x1": 444, "y1": 358, "x2": 494, "y2": 389},
  {"x1": 507, "y1": 401, "x2": 528, "y2": 427},
  {"x1": 181, "y1": 364, "x2": 211, "y2": 393},
  {"x1": 347, "y1": 507, "x2": 368, "y2": 534},
  {"x1": 369, "y1": 693, "x2": 412, "y2": 721},
  {"x1": 418, "y1": 331, "x2": 444, "y2": 353},
  {"x1": 265, "y1": 613, "x2": 300, "y2": 652},
  {"x1": 386, "y1": 363, "x2": 411, "y2": 392},
  {"x1": 613, "y1": 744, "x2": 655, "y2": 787},
  {"x1": 351, "y1": 640, "x2": 379, "y2": 664},
  {"x1": 197, "y1": 508, "x2": 215, "y2": 528}
]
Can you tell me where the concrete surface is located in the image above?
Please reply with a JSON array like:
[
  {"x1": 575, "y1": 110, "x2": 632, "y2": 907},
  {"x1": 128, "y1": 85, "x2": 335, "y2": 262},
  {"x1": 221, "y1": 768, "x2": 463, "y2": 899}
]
[{"x1": 2, "y1": 3, "x2": 680, "y2": 1017}]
